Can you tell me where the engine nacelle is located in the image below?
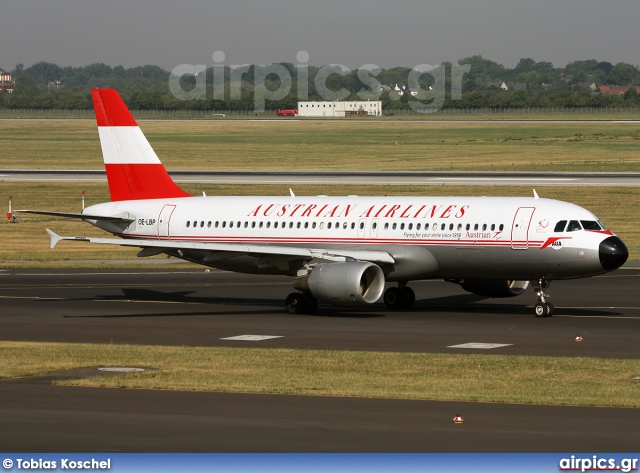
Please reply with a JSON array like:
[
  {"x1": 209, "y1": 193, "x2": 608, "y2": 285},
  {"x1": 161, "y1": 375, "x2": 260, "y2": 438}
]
[
  {"x1": 460, "y1": 279, "x2": 529, "y2": 298},
  {"x1": 294, "y1": 261, "x2": 385, "y2": 306}
]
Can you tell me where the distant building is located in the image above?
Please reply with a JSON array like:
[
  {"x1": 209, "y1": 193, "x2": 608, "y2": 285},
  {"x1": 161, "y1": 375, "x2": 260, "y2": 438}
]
[
  {"x1": 48, "y1": 80, "x2": 63, "y2": 90},
  {"x1": 0, "y1": 72, "x2": 15, "y2": 93},
  {"x1": 598, "y1": 85, "x2": 640, "y2": 96},
  {"x1": 297, "y1": 101, "x2": 382, "y2": 117}
]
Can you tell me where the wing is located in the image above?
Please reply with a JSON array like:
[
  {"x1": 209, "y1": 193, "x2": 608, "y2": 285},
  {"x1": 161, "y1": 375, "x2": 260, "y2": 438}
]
[{"x1": 45, "y1": 229, "x2": 395, "y2": 265}]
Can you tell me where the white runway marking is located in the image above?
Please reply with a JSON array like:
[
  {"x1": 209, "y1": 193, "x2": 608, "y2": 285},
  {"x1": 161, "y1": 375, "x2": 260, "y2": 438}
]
[
  {"x1": 221, "y1": 335, "x2": 284, "y2": 341},
  {"x1": 98, "y1": 367, "x2": 146, "y2": 372},
  {"x1": 448, "y1": 343, "x2": 513, "y2": 349}
]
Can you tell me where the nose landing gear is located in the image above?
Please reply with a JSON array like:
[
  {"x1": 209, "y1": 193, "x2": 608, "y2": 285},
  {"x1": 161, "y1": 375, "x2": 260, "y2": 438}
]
[{"x1": 533, "y1": 279, "x2": 554, "y2": 317}]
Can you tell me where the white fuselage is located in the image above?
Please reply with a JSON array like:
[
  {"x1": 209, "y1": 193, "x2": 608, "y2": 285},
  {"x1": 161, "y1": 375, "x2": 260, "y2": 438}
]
[{"x1": 85, "y1": 194, "x2": 614, "y2": 281}]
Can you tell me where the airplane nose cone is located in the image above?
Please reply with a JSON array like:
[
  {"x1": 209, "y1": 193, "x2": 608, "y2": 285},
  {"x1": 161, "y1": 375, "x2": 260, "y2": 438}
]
[{"x1": 599, "y1": 236, "x2": 628, "y2": 271}]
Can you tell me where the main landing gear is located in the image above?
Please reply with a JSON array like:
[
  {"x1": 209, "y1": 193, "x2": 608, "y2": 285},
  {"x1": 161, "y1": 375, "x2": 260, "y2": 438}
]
[
  {"x1": 285, "y1": 292, "x2": 318, "y2": 315},
  {"x1": 533, "y1": 279, "x2": 554, "y2": 317},
  {"x1": 383, "y1": 283, "x2": 415, "y2": 310}
]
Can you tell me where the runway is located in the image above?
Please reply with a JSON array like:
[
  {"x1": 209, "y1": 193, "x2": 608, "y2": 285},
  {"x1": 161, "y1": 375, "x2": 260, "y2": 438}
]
[
  {"x1": 1, "y1": 267, "x2": 639, "y2": 452},
  {"x1": 2, "y1": 169, "x2": 640, "y2": 186}
]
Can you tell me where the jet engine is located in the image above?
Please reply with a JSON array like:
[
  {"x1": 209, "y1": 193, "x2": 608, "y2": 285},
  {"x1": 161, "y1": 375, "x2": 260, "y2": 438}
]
[
  {"x1": 460, "y1": 279, "x2": 530, "y2": 298},
  {"x1": 294, "y1": 261, "x2": 385, "y2": 306}
]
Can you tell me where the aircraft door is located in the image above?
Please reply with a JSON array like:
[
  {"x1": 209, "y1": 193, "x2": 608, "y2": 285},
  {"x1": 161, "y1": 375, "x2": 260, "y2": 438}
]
[
  {"x1": 157, "y1": 204, "x2": 177, "y2": 240},
  {"x1": 511, "y1": 207, "x2": 535, "y2": 249},
  {"x1": 370, "y1": 218, "x2": 379, "y2": 238},
  {"x1": 358, "y1": 218, "x2": 367, "y2": 238}
]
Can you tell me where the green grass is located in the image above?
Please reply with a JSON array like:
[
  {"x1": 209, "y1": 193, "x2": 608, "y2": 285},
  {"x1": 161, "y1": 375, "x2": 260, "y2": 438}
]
[
  {"x1": 1, "y1": 341, "x2": 639, "y2": 407},
  {"x1": 1, "y1": 120, "x2": 639, "y2": 172}
]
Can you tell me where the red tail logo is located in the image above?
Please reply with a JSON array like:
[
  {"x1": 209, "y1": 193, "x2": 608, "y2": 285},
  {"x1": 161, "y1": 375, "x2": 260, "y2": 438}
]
[{"x1": 92, "y1": 88, "x2": 191, "y2": 201}]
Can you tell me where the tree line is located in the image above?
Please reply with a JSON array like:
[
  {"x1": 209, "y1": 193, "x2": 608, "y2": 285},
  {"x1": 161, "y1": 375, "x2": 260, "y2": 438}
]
[{"x1": 1, "y1": 56, "x2": 639, "y2": 111}]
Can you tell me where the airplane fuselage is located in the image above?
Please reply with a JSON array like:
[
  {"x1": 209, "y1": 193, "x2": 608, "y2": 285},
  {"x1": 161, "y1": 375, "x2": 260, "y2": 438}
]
[{"x1": 85, "y1": 195, "x2": 622, "y2": 282}]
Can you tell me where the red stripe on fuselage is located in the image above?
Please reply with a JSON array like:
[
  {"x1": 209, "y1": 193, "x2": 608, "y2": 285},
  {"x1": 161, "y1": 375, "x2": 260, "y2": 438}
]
[
  {"x1": 105, "y1": 164, "x2": 191, "y2": 201},
  {"x1": 91, "y1": 89, "x2": 138, "y2": 127}
]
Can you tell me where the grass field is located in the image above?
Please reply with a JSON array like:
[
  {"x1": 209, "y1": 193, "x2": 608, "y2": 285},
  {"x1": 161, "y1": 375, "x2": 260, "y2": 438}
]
[
  {"x1": 2, "y1": 341, "x2": 640, "y2": 408},
  {"x1": 1, "y1": 119, "x2": 640, "y2": 172}
]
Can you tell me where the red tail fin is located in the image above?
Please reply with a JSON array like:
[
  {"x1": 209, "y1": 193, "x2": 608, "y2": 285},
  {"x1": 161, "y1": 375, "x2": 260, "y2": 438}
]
[{"x1": 91, "y1": 88, "x2": 191, "y2": 201}]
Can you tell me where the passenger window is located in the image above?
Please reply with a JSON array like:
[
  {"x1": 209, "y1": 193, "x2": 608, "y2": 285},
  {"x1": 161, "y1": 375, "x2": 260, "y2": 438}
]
[
  {"x1": 297, "y1": 222, "x2": 301, "y2": 229},
  {"x1": 207, "y1": 221, "x2": 211, "y2": 228},
  {"x1": 424, "y1": 223, "x2": 429, "y2": 230},
  {"x1": 244, "y1": 222, "x2": 248, "y2": 228},
  {"x1": 490, "y1": 224, "x2": 495, "y2": 231},
  {"x1": 482, "y1": 224, "x2": 487, "y2": 231},
  {"x1": 351, "y1": 223, "x2": 355, "y2": 229},
  {"x1": 499, "y1": 224, "x2": 504, "y2": 231},
  {"x1": 458, "y1": 224, "x2": 462, "y2": 231},
  {"x1": 229, "y1": 221, "x2": 234, "y2": 228},
  {"x1": 400, "y1": 223, "x2": 405, "y2": 230},
  {"x1": 343, "y1": 222, "x2": 347, "y2": 229},
  {"x1": 360, "y1": 222, "x2": 365, "y2": 229},
  {"x1": 186, "y1": 221, "x2": 190, "y2": 228},
  {"x1": 392, "y1": 223, "x2": 397, "y2": 230},
  {"x1": 266, "y1": 222, "x2": 270, "y2": 228},
  {"x1": 384, "y1": 223, "x2": 389, "y2": 230},
  {"x1": 466, "y1": 224, "x2": 470, "y2": 231},
  {"x1": 416, "y1": 223, "x2": 421, "y2": 230},
  {"x1": 449, "y1": 223, "x2": 454, "y2": 231},
  {"x1": 408, "y1": 223, "x2": 412, "y2": 230},
  {"x1": 304, "y1": 222, "x2": 309, "y2": 229},
  {"x1": 251, "y1": 222, "x2": 256, "y2": 228},
  {"x1": 474, "y1": 224, "x2": 478, "y2": 231},
  {"x1": 320, "y1": 222, "x2": 324, "y2": 229},
  {"x1": 554, "y1": 220, "x2": 567, "y2": 232},
  {"x1": 259, "y1": 222, "x2": 263, "y2": 228},
  {"x1": 312, "y1": 222, "x2": 317, "y2": 229},
  {"x1": 373, "y1": 222, "x2": 377, "y2": 229},
  {"x1": 567, "y1": 220, "x2": 582, "y2": 232},
  {"x1": 328, "y1": 222, "x2": 332, "y2": 229},
  {"x1": 193, "y1": 221, "x2": 197, "y2": 227},
  {"x1": 222, "y1": 221, "x2": 226, "y2": 228}
]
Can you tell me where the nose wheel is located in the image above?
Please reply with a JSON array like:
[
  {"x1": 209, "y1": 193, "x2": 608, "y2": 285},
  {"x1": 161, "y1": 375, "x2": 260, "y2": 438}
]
[{"x1": 533, "y1": 279, "x2": 554, "y2": 317}]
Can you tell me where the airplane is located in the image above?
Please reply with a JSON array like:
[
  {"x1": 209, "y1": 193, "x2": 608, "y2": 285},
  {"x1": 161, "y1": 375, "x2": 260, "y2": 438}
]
[{"x1": 17, "y1": 88, "x2": 629, "y2": 317}]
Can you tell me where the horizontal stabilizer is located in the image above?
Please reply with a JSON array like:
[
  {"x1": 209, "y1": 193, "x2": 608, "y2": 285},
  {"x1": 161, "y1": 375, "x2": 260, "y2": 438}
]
[{"x1": 15, "y1": 210, "x2": 135, "y2": 223}]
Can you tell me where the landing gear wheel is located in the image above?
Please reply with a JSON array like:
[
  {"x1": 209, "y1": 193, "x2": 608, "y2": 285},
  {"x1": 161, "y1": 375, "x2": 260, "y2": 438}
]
[
  {"x1": 383, "y1": 287, "x2": 401, "y2": 309},
  {"x1": 400, "y1": 286, "x2": 415, "y2": 309},
  {"x1": 533, "y1": 279, "x2": 554, "y2": 318},
  {"x1": 285, "y1": 292, "x2": 318, "y2": 315},
  {"x1": 534, "y1": 302, "x2": 554, "y2": 318},
  {"x1": 384, "y1": 286, "x2": 415, "y2": 310},
  {"x1": 285, "y1": 293, "x2": 304, "y2": 314}
]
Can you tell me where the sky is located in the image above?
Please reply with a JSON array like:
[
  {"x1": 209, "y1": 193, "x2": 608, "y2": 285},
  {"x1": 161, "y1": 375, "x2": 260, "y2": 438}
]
[{"x1": 1, "y1": 0, "x2": 639, "y2": 73}]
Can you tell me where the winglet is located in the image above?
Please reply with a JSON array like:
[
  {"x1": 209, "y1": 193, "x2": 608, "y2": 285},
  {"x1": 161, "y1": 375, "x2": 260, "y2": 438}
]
[{"x1": 46, "y1": 228, "x2": 63, "y2": 249}]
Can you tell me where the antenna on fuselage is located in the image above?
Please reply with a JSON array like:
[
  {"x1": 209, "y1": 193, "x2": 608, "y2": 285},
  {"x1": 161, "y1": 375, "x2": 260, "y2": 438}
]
[
  {"x1": 289, "y1": 188, "x2": 295, "y2": 198},
  {"x1": 533, "y1": 189, "x2": 539, "y2": 199}
]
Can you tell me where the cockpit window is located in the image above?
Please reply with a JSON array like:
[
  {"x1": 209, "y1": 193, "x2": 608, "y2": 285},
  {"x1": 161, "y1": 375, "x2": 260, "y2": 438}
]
[
  {"x1": 566, "y1": 220, "x2": 582, "y2": 232},
  {"x1": 581, "y1": 220, "x2": 603, "y2": 231},
  {"x1": 554, "y1": 220, "x2": 567, "y2": 232}
]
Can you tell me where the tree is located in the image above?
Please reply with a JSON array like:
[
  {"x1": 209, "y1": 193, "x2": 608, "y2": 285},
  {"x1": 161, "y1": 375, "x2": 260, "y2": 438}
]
[{"x1": 608, "y1": 63, "x2": 638, "y2": 86}]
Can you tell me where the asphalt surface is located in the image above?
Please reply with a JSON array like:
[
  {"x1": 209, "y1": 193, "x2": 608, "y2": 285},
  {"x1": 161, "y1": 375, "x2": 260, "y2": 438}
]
[
  {"x1": 1, "y1": 268, "x2": 639, "y2": 452},
  {"x1": 2, "y1": 170, "x2": 640, "y2": 186}
]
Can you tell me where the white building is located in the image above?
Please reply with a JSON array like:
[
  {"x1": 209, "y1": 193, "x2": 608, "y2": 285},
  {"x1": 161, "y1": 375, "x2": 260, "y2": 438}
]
[{"x1": 297, "y1": 101, "x2": 382, "y2": 117}]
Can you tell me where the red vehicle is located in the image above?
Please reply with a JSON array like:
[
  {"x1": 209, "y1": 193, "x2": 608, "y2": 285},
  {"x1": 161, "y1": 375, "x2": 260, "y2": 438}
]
[{"x1": 275, "y1": 109, "x2": 298, "y2": 116}]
